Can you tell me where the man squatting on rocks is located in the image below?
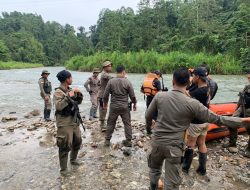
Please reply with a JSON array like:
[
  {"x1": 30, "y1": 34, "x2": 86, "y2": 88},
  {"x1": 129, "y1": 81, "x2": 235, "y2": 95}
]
[
  {"x1": 53, "y1": 70, "x2": 83, "y2": 176},
  {"x1": 223, "y1": 71, "x2": 250, "y2": 157},
  {"x1": 38, "y1": 70, "x2": 52, "y2": 121},
  {"x1": 98, "y1": 60, "x2": 113, "y2": 132},
  {"x1": 84, "y1": 68, "x2": 101, "y2": 120},
  {"x1": 146, "y1": 68, "x2": 250, "y2": 190},
  {"x1": 103, "y1": 65, "x2": 137, "y2": 147}
]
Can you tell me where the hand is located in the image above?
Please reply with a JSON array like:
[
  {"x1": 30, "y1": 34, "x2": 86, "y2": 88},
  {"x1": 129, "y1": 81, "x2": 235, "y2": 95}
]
[
  {"x1": 133, "y1": 104, "x2": 137, "y2": 111},
  {"x1": 69, "y1": 90, "x2": 75, "y2": 97},
  {"x1": 73, "y1": 88, "x2": 80, "y2": 93},
  {"x1": 242, "y1": 118, "x2": 250, "y2": 123},
  {"x1": 44, "y1": 96, "x2": 49, "y2": 102}
]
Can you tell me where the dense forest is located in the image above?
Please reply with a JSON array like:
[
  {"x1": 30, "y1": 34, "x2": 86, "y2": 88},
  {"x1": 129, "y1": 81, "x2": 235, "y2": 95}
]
[{"x1": 0, "y1": 0, "x2": 249, "y2": 72}]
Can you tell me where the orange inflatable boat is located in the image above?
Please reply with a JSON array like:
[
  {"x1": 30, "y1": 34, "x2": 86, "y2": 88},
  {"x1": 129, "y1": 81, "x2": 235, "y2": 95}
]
[{"x1": 206, "y1": 102, "x2": 246, "y2": 141}]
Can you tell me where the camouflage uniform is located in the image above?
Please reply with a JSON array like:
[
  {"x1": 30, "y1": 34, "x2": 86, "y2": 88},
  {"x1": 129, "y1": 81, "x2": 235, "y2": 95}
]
[
  {"x1": 53, "y1": 84, "x2": 82, "y2": 173},
  {"x1": 84, "y1": 73, "x2": 100, "y2": 120},
  {"x1": 98, "y1": 71, "x2": 112, "y2": 129},
  {"x1": 38, "y1": 70, "x2": 52, "y2": 120}
]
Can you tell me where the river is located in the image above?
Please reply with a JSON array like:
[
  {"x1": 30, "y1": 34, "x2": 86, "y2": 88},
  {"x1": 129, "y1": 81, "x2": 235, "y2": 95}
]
[
  {"x1": 0, "y1": 67, "x2": 246, "y2": 120},
  {"x1": 0, "y1": 67, "x2": 249, "y2": 190}
]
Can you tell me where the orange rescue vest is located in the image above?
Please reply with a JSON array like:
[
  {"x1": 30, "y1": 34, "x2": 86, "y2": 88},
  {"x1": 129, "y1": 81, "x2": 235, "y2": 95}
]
[{"x1": 142, "y1": 73, "x2": 159, "y2": 96}]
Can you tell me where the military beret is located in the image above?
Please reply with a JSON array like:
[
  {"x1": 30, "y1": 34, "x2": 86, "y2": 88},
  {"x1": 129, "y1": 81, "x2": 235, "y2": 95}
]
[{"x1": 56, "y1": 70, "x2": 72, "y2": 82}]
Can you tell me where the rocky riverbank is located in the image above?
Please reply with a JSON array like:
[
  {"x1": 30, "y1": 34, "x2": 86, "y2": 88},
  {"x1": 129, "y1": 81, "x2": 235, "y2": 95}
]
[{"x1": 0, "y1": 111, "x2": 249, "y2": 190}]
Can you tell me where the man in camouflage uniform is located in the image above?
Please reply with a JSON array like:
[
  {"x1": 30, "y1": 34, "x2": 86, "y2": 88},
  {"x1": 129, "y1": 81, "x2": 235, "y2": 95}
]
[
  {"x1": 53, "y1": 70, "x2": 83, "y2": 176},
  {"x1": 98, "y1": 60, "x2": 113, "y2": 131},
  {"x1": 38, "y1": 70, "x2": 52, "y2": 121},
  {"x1": 223, "y1": 72, "x2": 250, "y2": 158},
  {"x1": 103, "y1": 65, "x2": 137, "y2": 147},
  {"x1": 84, "y1": 68, "x2": 101, "y2": 120}
]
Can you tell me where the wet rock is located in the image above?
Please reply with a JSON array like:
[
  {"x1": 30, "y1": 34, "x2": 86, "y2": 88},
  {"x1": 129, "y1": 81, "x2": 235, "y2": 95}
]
[
  {"x1": 2, "y1": 116, "x2": 18, "y2": 122},
  {"x1": 122, "y1": 148, "x2": 132, "y2": 156},
  {"x1": 228, "y1": 147, "x2": 238, "y2": 153},
  {"x1": 91, "y1": 142, "x2": 98, "y2": 148},
  {"x1": 30, "y1": 109, "x2": 40, "y2": 116},
  {"x1": 110, "y1": 171, "x2": 121, "y2": 179},
  {"x1": 7, "y1": 126, "x2": 15, "y2": 132},
  {"x1": 9, "y1": 112, "x2": 16, "y2": 114},
  {"x1": 137, "y1": 141, "x2": 143, "y2": 148}
]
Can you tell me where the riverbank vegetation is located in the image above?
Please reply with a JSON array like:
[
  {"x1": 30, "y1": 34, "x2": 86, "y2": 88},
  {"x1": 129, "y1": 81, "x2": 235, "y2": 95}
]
[
  {"x1": 0, "y1": 61, "x2": 43, "y2": 70},
  {"x1": 0, "y1": 0, "x2": 249, "y2": 72},
  {"x1": 65, "y1": 51, "x2": 242, "y2": 75}
]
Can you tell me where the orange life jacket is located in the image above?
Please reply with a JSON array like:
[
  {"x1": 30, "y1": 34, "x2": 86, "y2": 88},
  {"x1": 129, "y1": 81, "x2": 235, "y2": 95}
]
[{"x1": 142, "y1": 73, "x2": 159, "y2": 96}]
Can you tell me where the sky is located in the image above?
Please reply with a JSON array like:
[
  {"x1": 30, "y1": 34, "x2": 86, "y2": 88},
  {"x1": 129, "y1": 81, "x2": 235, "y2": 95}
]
[{"x1": 0, "y1": 0, "x2": 140, "y2": 30}]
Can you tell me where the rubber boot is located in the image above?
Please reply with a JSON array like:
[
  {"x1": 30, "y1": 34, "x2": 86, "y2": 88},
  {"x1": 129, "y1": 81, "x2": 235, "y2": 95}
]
[
  {"x1": 93, "y1": 108, "x2": 98, "y2": 118},
  {"x1": 59, "y1": 151, "x2": 70, "y2": 176},
  {"x1": 70, "y1": 150, "x2": 81, "y2": 166},
  {"x1": 182, "y1": 148, "x2": 194, "y2": 174},
  {"x1": 222, "y1": 128, "x2": 237, "y2": 148},
  {"x1": 46, "y1": 109, "x2": 51, "y2": 121},
  {"x1": 196, "y1": 152, "x2": 207, "y2": 176},
  {"x1": 244, "y1": 138, "x2": 250, "y2": 158},
  {"x1": 149, "y1": 182, "x2": 158, "y2": 190},
  {"x1": 43, "y1": 109, "x2": 47, "y2": 120},
  {"x1": 89, "y1": 108, "x2": 94, "y2": 121}
]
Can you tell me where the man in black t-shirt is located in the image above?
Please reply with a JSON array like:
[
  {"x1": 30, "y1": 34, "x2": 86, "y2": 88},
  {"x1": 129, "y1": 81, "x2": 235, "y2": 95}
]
[{"x1": 183, "y1": 67, "x2": 210, "y2": 176}]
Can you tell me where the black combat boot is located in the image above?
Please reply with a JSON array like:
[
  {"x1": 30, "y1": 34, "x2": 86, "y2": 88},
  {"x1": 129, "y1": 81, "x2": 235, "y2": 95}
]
[
  {"x1": 149, "y1": 182, "x2": 158, "y2": 190},
  {"x1": 70, "y1": 150, "x2": 81, "y2": 166},
  {"x1": 196, "y1": 152, "x2": 207, "y2": 176},
  {"x1": 182, "y1": 148, "x2": 194, "y2": 174},
  {"x1": 222, "y1": 128, "x2": 237, "y2": 148},
  {"x1": 59, "y1": 151, "x2": 70, "y2": 176}
]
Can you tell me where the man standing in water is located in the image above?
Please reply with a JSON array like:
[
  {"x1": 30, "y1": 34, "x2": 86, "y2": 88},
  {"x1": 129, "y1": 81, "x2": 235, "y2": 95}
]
[
  {"x1": 84, "y1": 68, "x2": 101, "y2": 120},
  {"x1": 98, "y1": 60, "x2": 113, "y2": 132},
  {"x1": 54, "y1": 70, "x2": 83, "y2": 176},
  {"x1": 103, "y1": 65, "x2": 137, "y2": 147},
  {"x1": 146, "y1": 68, "x2": 250, "y2": 190},
  {"x1": 38, "y1": 70, "x2": 52, "y2": 121},
  {"x1": 223, "y1": 71, "x2": 250, "y2": 158}
]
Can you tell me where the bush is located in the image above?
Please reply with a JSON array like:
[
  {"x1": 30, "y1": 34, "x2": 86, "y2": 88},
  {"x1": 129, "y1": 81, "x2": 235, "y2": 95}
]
[{"x1": 65, "y1": 51, "x2": 242, "y2": 75}]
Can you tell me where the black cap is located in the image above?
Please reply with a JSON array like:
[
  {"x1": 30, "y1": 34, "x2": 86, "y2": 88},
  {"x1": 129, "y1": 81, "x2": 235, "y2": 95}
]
[
  {"x1": 56, "y1": 70, "x2": 72, "y2": 82},
  {"x1": 154, "y1": 70, "x2": 162, "y2": 77},
  {"x1": 193, "y1": 67, "x2": 207, "y2": 81}
]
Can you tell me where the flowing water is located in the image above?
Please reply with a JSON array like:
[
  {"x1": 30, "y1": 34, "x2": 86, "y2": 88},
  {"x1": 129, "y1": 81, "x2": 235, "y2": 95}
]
[
  {"x1": 0, "y1": 67, "x2": 249, "y2": 190},
  {"x1": 0, "y1": 67, "x2": 246, "y2": 120}
]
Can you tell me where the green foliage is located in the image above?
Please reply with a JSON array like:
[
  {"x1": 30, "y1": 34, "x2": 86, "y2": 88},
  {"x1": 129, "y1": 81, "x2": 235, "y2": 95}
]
[
  {"x1": 0, "y1": 40, "x2": 10, "y2": 61},
  {"x1": 65, "y1": 51, "x2": 242, "y2": 75},
  {"x1": 240, "y1": 48, "x2": 250, "y2": 72},
  {"x1": 0, "y1": 12, "x2": 93, "y2": 65},
  {"x1": 0, "y1": 61, "x2": 43, "y2": 70}
]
